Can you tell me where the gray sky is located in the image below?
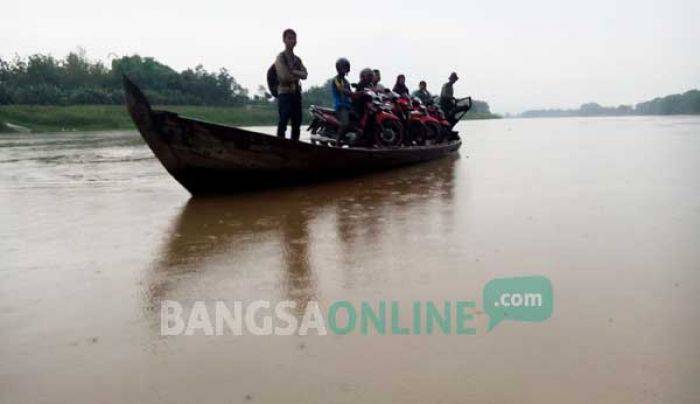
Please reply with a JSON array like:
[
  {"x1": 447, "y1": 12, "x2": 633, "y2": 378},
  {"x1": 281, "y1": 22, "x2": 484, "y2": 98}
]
[{"x1": 1, "y1": 0, "x2": 698, "y2": 113}]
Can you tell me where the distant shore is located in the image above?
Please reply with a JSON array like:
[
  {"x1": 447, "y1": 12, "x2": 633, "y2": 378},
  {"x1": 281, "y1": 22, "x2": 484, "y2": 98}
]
[
  {"x1": 519, "y1": 89, "x2": 700, "y2": 118},
  {"x1": 0, "y1": 105, "x2": 500, "y2": 133},
  {"x1": 516, "y1": 113, "x2": 700, "y2": 119}
]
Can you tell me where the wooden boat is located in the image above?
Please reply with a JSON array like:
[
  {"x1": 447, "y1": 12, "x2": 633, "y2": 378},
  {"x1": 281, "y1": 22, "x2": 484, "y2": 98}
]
[{"x1": 123, "y1": 76, "x2": 461, "y2": 195}]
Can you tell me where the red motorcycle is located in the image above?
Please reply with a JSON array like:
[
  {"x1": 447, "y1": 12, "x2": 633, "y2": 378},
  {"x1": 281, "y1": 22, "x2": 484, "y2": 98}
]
[
  {"x1": 308, "y1": 89, "x2": 403, "y2": 148},
  {"x1": 408, "y1": 97, "x2": 444, "y2": 144},
  {"x1": 426, "y1": 103, "x2": 452, "y2": 143},
  {"x1": 422, "y1": 96, "x2": 472, "y2": 143},
  {"x1": 384, "y1": 92, "x2": 428, "y2": 146}
]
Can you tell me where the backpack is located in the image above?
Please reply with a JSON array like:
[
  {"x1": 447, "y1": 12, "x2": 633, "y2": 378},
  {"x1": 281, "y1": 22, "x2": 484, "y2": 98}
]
[{"x1": 266, "y1": 63, "x2": 279, "y2": 98}]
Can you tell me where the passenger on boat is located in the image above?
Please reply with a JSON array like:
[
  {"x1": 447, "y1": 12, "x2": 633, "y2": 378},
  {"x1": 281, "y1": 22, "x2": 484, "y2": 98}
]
[
  {"x1": 372, "y1": 69, "x2": 386, "y2": 92},
  {"x1": 332, "y1": 58, "x2": 353, "y2": 143},
  {"x1": 392, "y1": 74, "x2": 410, "y2": 97},
  {"x1": 412, "y1": 80, "x2": 432, "y2": 105},
  {"x1": 355, "y1": 68, "x2": 375, "y2": 92},
  {"x1": 275, "y1": 28, "x2": 308, "y2": 141},
  {"x1": 439, "y1": 72, "x2": 459, "y2": 115},
  {"x1": 350, "y1": 68, "x2": 375, "y2": 125}
]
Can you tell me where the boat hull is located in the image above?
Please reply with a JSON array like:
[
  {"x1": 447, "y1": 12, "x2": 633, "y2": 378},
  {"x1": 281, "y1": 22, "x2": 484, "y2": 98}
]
[{"x1": 123, "y1": 76, "x2": 462, "y2": 195}]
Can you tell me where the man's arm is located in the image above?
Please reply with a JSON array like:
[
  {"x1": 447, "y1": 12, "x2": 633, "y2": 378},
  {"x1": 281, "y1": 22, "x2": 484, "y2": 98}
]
[
  {"x1": 292, "y1": 57, "x2": 308, "y2": 80},
  {"x1": 275, "y1": 53, "x2": 295, "y2": 85}
]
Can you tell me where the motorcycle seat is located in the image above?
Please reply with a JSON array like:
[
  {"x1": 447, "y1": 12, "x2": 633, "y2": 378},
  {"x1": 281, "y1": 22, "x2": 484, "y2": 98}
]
[{"x1": 315, "y1": 106, "x2": 336, "y2": 114}]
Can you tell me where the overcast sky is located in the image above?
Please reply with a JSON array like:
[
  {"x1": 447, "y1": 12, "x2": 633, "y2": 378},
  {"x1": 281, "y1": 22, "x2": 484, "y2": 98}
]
[{"x1": 1, "y1": 0, "x2": 698, "y2": 113}]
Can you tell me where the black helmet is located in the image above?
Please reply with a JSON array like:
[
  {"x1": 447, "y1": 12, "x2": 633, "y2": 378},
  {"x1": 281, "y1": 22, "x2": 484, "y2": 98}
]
[{"x1": 336, "y1": 58, "x2": 350, "y2": 74}]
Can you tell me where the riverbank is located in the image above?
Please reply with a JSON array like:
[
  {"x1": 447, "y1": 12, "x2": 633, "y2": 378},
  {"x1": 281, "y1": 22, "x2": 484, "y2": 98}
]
[
  {"x1": 0, "y1": 105, "x2": 501, "y2": 133},
  {"x1": 0, "y1": 105, "x2": 280, "y2": 133},
  {"x1": 463, "y1": 112, "x2": 502, "y2": 120}
]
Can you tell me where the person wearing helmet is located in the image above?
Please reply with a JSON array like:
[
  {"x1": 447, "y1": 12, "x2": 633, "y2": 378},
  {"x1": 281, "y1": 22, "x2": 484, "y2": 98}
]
[
  {"x1": 332, "y1": 58, "x2": 353, "y2": 144},
  {"x1": 439, "y1": 72, "x2": 459, "y2": 114}
]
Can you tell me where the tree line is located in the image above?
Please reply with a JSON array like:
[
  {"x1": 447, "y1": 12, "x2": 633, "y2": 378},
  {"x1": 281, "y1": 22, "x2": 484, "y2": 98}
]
[
  {"x1": 0, "y1": 50, "x2": 492, "y2": 113},
  {"x1": 0, "y1": 51, "x2": 251, "y2": 106},
  {"x1": 520, "y1": 90, "x2": 700, "y2": 118}
]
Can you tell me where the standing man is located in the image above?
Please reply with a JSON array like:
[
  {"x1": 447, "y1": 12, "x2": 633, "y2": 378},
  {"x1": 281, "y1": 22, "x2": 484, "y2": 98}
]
[
  {"x1": 275, "y1": 28, "x2": 308, "y2": 140},
  {"x1": 439, "y1": 72, "x2": 459, "y2": 114}
]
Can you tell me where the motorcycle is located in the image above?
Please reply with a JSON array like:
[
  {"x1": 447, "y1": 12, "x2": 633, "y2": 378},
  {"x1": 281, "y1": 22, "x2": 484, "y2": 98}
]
[
  {"x1": 408, "y1": 97, "x2": 445, "y2": 144},
  {"x1": 423, "y1": 95, "x2": 473, "y2": 143},
  {"x1": 382, "y1": 91, "x2": 428, "y2": 146},
  {"x1": 425, "y1": 103, "x2": 453, "y2": 143},
  {"x1": 381, "y1": 91, "x2": 446, "y2": 145},
  {"x1": 308, "y1": 88, "x2": 403, "y2": 148}
]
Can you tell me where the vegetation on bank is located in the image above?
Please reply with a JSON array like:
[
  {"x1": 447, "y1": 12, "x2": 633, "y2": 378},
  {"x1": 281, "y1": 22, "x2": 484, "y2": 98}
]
[
  {"x1": 0, "y1": 50, "x2": 498, "y2": 132},
  {"x1": 461, "y1": 111, "x2": 501, "y2": 119},
  {"x1": 0, "y1": 50, "x2": 252, "y2": 106},
  {"x1": 0, "y1": 105, "x2": 280, "y2": 132},
  {"x1": 521, "y1": 89, "x2": 700, "y2": 118}
]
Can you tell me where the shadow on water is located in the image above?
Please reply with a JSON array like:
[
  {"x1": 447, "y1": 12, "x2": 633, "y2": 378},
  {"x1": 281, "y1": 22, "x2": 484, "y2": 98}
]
[{"x1": 145, "y1": 155, "x2": 460, "y2": 320}]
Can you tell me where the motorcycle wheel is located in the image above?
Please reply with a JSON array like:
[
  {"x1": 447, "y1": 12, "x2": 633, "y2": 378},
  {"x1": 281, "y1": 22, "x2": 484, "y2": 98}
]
[
  {"x1": 425, "y1": 122, "x2": 443, "y2": 144},
  {"x1": 375, "y1": 120, "x2": 403, "y2": 147},
  {"x1": 406, "y1": 121, "x2": 427, "y2": 146}
]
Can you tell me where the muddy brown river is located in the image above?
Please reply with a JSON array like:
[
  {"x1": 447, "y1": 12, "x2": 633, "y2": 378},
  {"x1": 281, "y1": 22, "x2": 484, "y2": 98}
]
[{"x1": 1, "y1": 117, "x2": 699, "y2": 403}]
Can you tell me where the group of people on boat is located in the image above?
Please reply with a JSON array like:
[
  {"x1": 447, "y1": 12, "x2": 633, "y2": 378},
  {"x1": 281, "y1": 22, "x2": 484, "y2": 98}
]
[
  {"x1": 388, "y1": 72, "x2": 458, "y2": 111},
  {"x1": 273, "y1": 28, "x2": 464, "y2": 143}
]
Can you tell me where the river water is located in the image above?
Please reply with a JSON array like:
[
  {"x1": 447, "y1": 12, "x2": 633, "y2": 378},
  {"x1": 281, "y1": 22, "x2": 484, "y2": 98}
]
[{"x1": 1, "y1": 117, "x2": 699, "y2": 403}]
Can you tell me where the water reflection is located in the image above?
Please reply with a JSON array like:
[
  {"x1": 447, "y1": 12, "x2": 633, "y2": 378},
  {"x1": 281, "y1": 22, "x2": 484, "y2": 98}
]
[
  {"x1": 279, "y1": 206, "x2": 314, "y2": 314},
  {"x1": 146, "y1": 156, "x2": 459, "y2": 319}
]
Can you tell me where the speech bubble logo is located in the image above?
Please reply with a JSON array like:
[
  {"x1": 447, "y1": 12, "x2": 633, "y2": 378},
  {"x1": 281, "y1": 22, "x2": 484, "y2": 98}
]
[{"x1": 483, "y1": 276, "x2": 553, "y2": 331}]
